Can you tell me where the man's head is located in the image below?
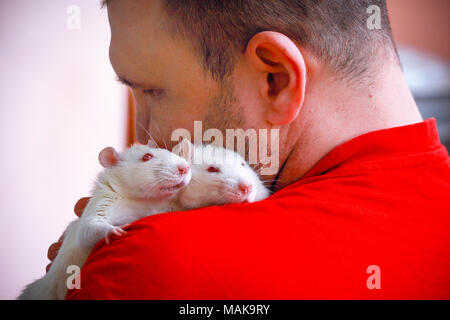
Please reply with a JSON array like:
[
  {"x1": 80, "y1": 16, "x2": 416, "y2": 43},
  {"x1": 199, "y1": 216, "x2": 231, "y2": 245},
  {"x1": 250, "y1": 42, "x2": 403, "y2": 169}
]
[{"x1": 105, "y1": 0, "x2": 405, "y2": 182}]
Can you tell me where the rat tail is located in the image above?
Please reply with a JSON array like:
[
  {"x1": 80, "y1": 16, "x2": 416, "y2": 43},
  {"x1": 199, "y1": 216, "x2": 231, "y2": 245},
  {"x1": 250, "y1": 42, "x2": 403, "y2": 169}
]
[
  {"x1": 18, "y1": 274, "x2": 58, "y2": 300},
  {"x1": 18, "y1": 220, "x2": 89, "y2": 300}
]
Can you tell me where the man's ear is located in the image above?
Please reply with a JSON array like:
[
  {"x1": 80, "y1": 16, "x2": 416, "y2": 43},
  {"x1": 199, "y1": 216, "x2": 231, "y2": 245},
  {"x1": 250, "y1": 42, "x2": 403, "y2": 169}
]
[
  {"x1": 99, "y1": 147, "x2": 119, "y2": 168},
  {"x1": 172, "y1": 138, "x2": 193, "y2": 162},
  {"x1": 245, "y1": 31, "x2": 306, "y2": 125}
]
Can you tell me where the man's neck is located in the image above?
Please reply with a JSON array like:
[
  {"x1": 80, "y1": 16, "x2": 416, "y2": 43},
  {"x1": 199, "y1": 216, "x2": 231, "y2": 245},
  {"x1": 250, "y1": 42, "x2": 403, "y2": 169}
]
[{"x1": 273, "y1": 57, "x2": 423, "y2": 191}]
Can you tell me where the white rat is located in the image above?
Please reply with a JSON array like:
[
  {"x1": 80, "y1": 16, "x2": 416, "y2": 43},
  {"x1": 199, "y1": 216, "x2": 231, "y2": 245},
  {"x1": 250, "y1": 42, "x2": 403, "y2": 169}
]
[
  {"x1": 176, "y1": 140, "x2": 270, "y2": 209},
  {"x1": 19, "y1": 140, "x2": 192, "y2": 300}
]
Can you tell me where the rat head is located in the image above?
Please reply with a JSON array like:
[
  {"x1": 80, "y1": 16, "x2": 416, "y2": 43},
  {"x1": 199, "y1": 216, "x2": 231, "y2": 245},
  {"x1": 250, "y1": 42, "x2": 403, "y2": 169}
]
[
  {"x1": 98, "y1": 140, "x2": 191, "y2": 199},
  {"x1": 177, "y1": 141, "x2": 269, "y2": 209}
]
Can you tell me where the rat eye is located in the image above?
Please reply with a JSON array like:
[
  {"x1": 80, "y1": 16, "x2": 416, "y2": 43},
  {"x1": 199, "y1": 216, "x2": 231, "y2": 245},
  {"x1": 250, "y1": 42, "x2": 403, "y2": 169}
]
[
  {"x1": 241, "y1": 162, "x2": 245, "y2": 166},
  {"x1": 207, "y1": 166, "x2": 220, "y2": 173},
  {"x1": 142, "y1": 153, "x2": 153, "y2": 162}
]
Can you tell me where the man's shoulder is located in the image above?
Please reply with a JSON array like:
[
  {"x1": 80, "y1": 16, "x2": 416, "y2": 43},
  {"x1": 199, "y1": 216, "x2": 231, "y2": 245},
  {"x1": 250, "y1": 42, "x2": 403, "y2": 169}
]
[{"x1": 65, "y1": 201, "x2": 285, "y2": 299}]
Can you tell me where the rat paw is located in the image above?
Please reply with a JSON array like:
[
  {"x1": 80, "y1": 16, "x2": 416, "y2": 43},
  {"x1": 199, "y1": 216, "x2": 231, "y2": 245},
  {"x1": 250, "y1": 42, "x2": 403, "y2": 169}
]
[{"x1": 105, "y1": 224, "x2": 130, "y2": 244}]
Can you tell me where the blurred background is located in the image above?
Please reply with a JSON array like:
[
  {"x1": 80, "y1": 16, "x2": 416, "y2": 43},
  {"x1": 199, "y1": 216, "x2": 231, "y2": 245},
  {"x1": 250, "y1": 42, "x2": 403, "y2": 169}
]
[
  {"x1": 389, "y1": 0, "x2": 450, "y2": 148},
  {"x1": 0, "y1": 0, "x2": 449, "y2": 299}
]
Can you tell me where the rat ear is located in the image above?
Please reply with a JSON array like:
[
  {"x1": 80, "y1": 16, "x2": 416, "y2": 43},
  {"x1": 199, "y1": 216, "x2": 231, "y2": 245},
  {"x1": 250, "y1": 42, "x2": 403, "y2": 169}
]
[
  {"x1": 98, "y1": 147, "x2": 119, "y2": 168},
  {"x1": 146, "y1": 139, "x2": 158, "y2": 148},
  {"x1": 172, "y1": 138, "x2": 193, "y2": 162}
]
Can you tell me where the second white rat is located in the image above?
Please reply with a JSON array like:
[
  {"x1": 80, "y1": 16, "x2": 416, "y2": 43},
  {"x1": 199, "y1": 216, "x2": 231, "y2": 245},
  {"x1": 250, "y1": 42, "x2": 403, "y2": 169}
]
[{"x1": 175, "y1": 140, "x2": 270, "y2": 209}]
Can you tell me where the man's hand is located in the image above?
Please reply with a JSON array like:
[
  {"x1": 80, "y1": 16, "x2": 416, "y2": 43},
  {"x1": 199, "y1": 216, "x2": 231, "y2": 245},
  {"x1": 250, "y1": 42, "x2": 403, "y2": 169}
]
[{"x1": 45, "y1": 197, "x2": 90, "y2": 272}]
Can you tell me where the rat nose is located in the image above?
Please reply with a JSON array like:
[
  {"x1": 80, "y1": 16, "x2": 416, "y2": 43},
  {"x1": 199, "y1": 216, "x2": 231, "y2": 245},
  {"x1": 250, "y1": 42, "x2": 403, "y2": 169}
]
[
  {"x1": 239, "y1": 183, "x2": 252, "y2": 195},
  {"x1": 178, "y1": 165, "x2": 190, "y2": 175}
]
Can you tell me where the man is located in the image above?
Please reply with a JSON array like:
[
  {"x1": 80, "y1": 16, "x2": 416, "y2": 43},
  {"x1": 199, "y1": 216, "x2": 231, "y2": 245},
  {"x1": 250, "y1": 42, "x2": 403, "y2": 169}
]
[{"x1": 49, "y1": 0, "x2": 449, "y2": 298}]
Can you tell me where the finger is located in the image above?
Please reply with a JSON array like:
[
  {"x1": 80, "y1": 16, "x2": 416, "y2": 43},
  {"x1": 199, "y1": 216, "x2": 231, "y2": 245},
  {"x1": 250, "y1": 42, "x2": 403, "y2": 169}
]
[
  {"x1": 74, "y1": 197, "x2": 90, "y2": 217},
  {"x1": 47, "y1": 242, "x2": 62, "y2": 261}
]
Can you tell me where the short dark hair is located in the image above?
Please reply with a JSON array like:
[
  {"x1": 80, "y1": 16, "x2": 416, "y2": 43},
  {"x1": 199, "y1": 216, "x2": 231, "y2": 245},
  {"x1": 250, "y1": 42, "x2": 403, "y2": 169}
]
[
  {"x1": 163, "y1": 0, "x2": 398, "y2": 83},
  {"x1": 104, "y1": 0, "x2": 398, "y2": 83}
]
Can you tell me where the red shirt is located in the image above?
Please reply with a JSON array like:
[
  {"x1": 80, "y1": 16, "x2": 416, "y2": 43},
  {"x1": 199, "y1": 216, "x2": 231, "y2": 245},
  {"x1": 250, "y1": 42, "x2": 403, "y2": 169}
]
[{"x1": 66, "y1": 119, "x2": 450, "y2": 299}]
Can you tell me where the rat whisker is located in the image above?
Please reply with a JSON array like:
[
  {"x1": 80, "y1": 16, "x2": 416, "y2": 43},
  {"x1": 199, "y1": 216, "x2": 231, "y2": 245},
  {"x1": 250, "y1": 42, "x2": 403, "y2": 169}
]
[
  {"x1": 190, "y1": 177, "x2": 202, "y2": 185},
  {"x1": 261, "y1": 179, "x2": 279, "y2": 184},
  {"x1": 137, "y1": 120, "x2": 157, "y2": 146},
  {"x1": 150, "y1": 116, "x2": 168, "y2": 150}
]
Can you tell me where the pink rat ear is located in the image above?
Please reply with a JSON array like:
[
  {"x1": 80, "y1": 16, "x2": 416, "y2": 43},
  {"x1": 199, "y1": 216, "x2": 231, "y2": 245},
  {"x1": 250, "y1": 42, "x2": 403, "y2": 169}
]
[
  {"x1": 172, "y1": 138, "x2": 193, "y2": 162},
  {"x1": 98, "y1": 147, "x2": 119, "y2": 168},
  {"x1": 146, "y1": 139, "x2": 158, "y2": 148}
]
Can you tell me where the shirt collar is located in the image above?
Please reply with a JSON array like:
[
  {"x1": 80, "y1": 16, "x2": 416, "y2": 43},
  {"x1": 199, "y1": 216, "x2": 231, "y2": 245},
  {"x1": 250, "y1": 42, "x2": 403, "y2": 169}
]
[{"x1": 302, "y1": 118, "x2": 447, "y2": 179}]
